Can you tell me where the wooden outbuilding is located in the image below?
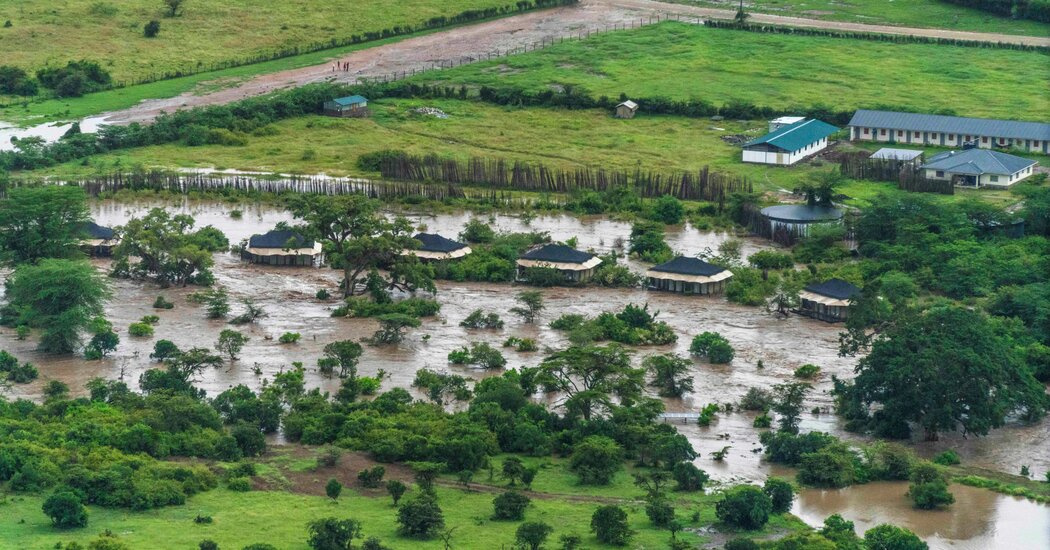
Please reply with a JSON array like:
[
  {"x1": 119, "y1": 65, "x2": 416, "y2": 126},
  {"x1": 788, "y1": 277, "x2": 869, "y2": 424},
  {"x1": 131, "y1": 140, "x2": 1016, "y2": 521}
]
[
  {"x1": 323, "y1": 95, "x2": 369, "y2": 117},
  {"x1": 80, "y1": 221, "x2": 119, "y2": 256},
  {"x1": 516, "y1": 243, "x2": 601, "y2": 283},
  {"x1": 402, "y1": 233, "x2": 472, "y2": 262},
  {"x1": 645, "y1": 256, "x2": 733, "y2": 295},
  {"x1": 615, "y1": 100, "x2": 638, "y2": 119},
  {"x1": 242, "y1": 229, "x2": 322, "y2": 266},
  {"x1": 797, "y1": 278, "x2": 860, "y2": 322}
]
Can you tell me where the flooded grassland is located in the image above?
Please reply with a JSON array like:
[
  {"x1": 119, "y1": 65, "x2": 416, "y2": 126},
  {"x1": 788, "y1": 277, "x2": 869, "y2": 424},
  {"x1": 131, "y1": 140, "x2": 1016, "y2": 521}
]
[{"x1": 0, "y1": 199, "x2": 1046, "y2": 549}]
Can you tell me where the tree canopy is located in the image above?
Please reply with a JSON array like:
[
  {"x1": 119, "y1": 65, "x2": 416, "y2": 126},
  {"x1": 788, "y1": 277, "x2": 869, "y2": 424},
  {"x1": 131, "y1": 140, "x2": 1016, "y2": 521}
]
[
  {"x1": 2, "y1": 259, "x2": 109, "y2": 353},
  {"x1": 111, "y1": 208, "x2": 228, "y2": 287},
  {"x1": 0, "y1": 186, "x2": 90, "y2": 265}
]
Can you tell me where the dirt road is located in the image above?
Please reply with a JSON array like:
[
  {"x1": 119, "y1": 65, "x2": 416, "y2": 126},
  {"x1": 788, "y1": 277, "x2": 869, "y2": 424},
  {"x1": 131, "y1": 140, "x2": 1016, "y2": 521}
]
[{"x1": 100, "y1": 0, "x2": 1049, "y2": 125}]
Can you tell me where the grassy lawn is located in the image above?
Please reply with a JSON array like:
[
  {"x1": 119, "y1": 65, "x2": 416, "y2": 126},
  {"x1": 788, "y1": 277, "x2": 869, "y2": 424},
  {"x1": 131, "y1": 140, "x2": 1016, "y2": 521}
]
[
  {"x1": 25, "y1": 98, "x2": 835, "y2": 192},
  {"x1": 673, "y1": 0, "x2": 1050, "y2": 36},
  {"x1": 410, "y1": 22, "x2": 1050, "y2": 121},
  {"x1": 0, "y1": 0, "x2": 518, "y2": 83},
  {"x1": 0, "y1": 454, "x2": 807, "y2": 550}
]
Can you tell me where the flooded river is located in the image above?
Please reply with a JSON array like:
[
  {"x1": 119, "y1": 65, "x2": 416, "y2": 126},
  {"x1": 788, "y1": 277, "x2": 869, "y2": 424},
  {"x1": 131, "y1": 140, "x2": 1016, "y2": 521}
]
[{"x1": 0, "y1": 198, "x2": 1046, "y2": 549}]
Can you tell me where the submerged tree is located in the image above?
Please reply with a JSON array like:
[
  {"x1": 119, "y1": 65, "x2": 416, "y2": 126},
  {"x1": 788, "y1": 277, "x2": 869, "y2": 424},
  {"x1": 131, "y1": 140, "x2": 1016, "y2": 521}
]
[
  {"x1": 111, "y1": 208, "x2": 228, "y2": 287},
  {"x1": 536, "y1": 344, "x2": 644, "y2": 421},
  {"x1": 643, "y1": 353, "x2": 694, "y2": 398},
  {"x1": 0, "y1": 186, "x2": 90, "y2": 265},
  {"x1": 510, "y1": 291, "x2": 545, "y2": 324},
  {"x1": 289, "y1": 194, "x2": 434, "y2": 299},
  {"x1": 834, "y1": 305, "x2": 1047, "y2": 440},
  {"x1": 2, "y1": 259, "x2": 109, "y2": 354}
]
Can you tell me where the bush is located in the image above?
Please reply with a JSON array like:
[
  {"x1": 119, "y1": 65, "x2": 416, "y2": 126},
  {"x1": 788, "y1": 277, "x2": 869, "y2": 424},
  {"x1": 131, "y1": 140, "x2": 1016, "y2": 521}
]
[
  {"x1": 644, "y1": 498, "x2": 675, "y2": 527},
  {"x1": 227, "y1": 477, "x2": 251, "y2": 491},
  {"x1": 793, "y1": 364, "x2": 820, "y2": 379},
  {"x1": 863, "y1": 524, "x2": 927, "y2": 550},
  {"x1": 590, "y1": 505, "x2": 633, "y2": 546},
  {"x1": 797, "y1": 445, "x2": 857, "y2": 488},
  {"x1": 199, "y1": 540, "x2": 218, "y2": 550},
  {"x1": 459, "y1": 219, "x2": 496, "y2": 244},
  {"x1": 0, "y1": 65, "x2": 38, "y2": 96},
  {"x1": 397, "y1": 494, "x2": 445, "y2": 538},
  {"x1": 325, "y1": 478, "x2": 342, "y2": 500},
  {"x1": 460, "y1": 309, "x2": 504, "y2": 329},
  {"x1": 42, "y1": 490, "x2": 88, "y2": 528},
  {"x1": 144, "y1": 20, "x2": 161, "y2": 37},
  {"x1": 908, "y1": 479, "x2": 955, "y2": 510},
  {"x1": 515, "y1": 521, "x2": 553, "y2": 550},
  {"x1": 748, "y1": 250, "x2": 794, "y2": 271},
  {"x1": 492, "y1": 491, "x2": 530, "y2": 520},
  {"x1": 932, "y1": 450, "x2": 961, "y2": 466},
  {"x1": 153, "y1": 296, "x2": 175, "y2": 309},
  {"x1": 278, "y1": 332, "x2": 301, "y2": 344},
  {"x1": 724, "y1": 538, "x2": 761, "y2": 550},
  {"x1": 649, "y1": 195, "x2": 685, "y2": 225},
  {"x1": 128, "y1": 322, "x2": 154, "y2": 337},
  {"x1": 672, "y1": 461, "x2": 709, "y2": 492},
  {"x1": 194, "y1": 515, "x2": 214, "y2": 524},
  {"x1": 307, "y1": 517, "x2": 361, "y2": 550},
  {"x1": 715, "y1": 485, "x2": 772, "y2": 530},
  {"x1": 739, "y1": 387, "x2": 772, "y2": 411},
  {"x1": 689, "y1": 332, "x2": 734, "y2": 363},
  {"x1": 386, "y1": 479, "x2": 407, "y2": 505},
  {"x1": 569, "y1": 436, "x2": 622, "y2": 485},
  {"x1": 503, "y1": 337, "x2": 538, "y2": 352},
  {"x1": 357, "y1": 466, "x2": 385, "y2": 488},
  {"x1": 150, "y1": 339, "x2": 181, "y2": 361},
  {"x1": 763, "y1": 478, "x2": 794, "y2": 514}
]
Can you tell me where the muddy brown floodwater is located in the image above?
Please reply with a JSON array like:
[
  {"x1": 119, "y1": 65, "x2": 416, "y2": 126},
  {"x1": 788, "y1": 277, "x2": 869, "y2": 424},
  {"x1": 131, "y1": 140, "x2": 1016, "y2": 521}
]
[{"x1": 0, "y1": 198, "x2": 1046, "y2": 550}]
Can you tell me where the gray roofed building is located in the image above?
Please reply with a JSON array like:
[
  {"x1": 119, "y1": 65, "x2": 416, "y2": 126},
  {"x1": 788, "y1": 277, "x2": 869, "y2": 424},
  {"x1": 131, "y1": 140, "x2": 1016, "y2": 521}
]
[
  {"x1": 920, "y1": 149, "x2": 1038, "y2": 188},
  {"x1": 848, "y1": 110, "x2": 1050, "y2": 154},
  {"x1": 870, "y1": 148, "x2": 923, "y2": 162}
]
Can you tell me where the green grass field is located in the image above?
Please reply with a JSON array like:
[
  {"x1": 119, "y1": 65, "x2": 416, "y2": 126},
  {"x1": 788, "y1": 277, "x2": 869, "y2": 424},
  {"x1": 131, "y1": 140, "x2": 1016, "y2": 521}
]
[
  {"x1": 411, "y1": 22, "x2": 1050, "y2": 121},
  {"x1": 0, "y1": 0, "x2": 518, "y2": 83},
  {"x1": 26, "y1": 98, "x2": 835, "y2": 190},
  {"x1": 1, "y1": 450, "x2": 808, "y2": 550},
  {"x1": 675, "y1": 0, "x2": 1050, "y2": 36}
]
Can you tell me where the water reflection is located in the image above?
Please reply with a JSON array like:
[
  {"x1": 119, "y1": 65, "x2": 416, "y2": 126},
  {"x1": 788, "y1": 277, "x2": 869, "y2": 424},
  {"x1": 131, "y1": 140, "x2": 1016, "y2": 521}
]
[{"x1": 0, "y1": 117, "x2": 109, "y2": 152}]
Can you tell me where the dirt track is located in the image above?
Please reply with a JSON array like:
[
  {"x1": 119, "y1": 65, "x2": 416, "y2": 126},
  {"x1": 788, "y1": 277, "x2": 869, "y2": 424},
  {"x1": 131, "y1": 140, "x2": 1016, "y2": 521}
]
[{"x1": 99, "y1": 0, "x2": 1050, "y2": 125}]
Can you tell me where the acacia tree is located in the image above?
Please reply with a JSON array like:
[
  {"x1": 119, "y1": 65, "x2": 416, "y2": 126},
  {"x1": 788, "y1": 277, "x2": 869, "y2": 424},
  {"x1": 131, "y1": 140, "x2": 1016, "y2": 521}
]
[
  {"x1": 536, "y1": 344, "x2": 644, "y2": 421},
  {"x1": 771, "y1": 382, "x2": 810, "y2": 434},
  {"x1": 318, "y1": 340, "x2": 363, "y2": 378},
  {"x1": 112, "y1": 208, "x2": 228, "y2": 287},
  {"x1": 2, "y1": 259, "x2": 109, "y2": 354},
  {"x1": 834, "y1": 305, "x2": 1047, "y2": 441},
  {"x1": 289, "y1": 195, "x2": 434, "y2": 299},
  {"x1": 510, "y1": 291, "x2": 544, "y2": 323},
  {"x1": 643, "y1": 353, "x2": 694, "y2": 398},
  {"x1": 0, "y1": 186, "x2": 89, "y2": 265}
]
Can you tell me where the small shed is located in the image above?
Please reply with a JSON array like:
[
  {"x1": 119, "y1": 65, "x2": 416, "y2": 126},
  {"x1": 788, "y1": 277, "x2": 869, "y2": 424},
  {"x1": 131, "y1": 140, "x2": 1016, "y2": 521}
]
[
  {"x1": 80, "y1": 221, "x2": 119, "y2": 256},
  {"x1": 870, "y1": 147, "x2": 924, "y2": 166},
  {"x1": 323, "y1": 95, "x2": 369, "y2": 117},
  {"x1": 402, "y1": 233, "x2": 472, "y2": 262},
  {"x1": 615, "y1": 100, "x2": 638, "y2": 119},
  {"x1": 516, "y1": 243, "x2": 602, "y2": 283},
  {"x1": 645, "y1": 256, "x2": 733, "y2": 295},
  {"x1": 798, "y1": 278, "x2": 860, "y2": 322},
  {"x1": 242, "y1": 229, "x2": 322, "y2": 266}
]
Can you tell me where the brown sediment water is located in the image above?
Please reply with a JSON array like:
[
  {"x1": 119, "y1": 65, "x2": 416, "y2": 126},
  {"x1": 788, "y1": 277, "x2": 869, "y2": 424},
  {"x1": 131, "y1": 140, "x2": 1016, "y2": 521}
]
[
  {"x1": 1, "y1": 199, "x2": 1047, "y2": 549},
  {"x1": 790, "y1": 482, "x2": 1050, "y2": 550}
]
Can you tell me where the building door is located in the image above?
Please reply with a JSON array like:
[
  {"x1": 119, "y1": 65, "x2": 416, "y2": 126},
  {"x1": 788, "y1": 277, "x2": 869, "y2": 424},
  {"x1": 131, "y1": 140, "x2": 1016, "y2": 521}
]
[{"x1": 776, "y1": 152, "x2": 784, "y2": 164}]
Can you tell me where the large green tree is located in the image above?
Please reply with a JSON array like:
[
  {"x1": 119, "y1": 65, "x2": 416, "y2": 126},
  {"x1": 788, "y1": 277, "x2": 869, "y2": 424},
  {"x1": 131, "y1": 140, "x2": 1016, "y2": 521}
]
[
  {"x1": 111, "y1": 208, "x2": 228, "y2": 287},
  {"x1": 0, "y1": 186, "x2": 89, "y2": 264},
  {"x1": 289, "y1": 194, "x2": 434, "y2": 298},
  {"x1": 835, "y1": 305, "x2": 1047, "y2": 440},
  {"x1": 2, "y1": 259, "x2": 109, "y2": 353},
  {"x1": 536, "y1": 344, "x2": 644, "y2": 421}
]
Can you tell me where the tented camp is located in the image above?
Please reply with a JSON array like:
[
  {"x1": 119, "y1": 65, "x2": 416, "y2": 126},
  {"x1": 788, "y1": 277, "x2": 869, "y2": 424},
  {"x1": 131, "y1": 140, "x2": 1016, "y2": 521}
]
[
  {"x1": 798, "y1": 278, "x2": 860, "y2": 322},
  {"x1": 402, "y1": 233, "x2": 472, "y2": 262},
  {"x1": 516, "y1": 243, "x2": 601, "y2": 283},
  {"x1": 80, "y1": 221, "x2": 119, "y2": 256},
  {"x1": 242, "y1": 229, "x2": 322, "y2": 266},
  {"x1": 645, "y1": 256, "x2": 733, "y2": 295}
]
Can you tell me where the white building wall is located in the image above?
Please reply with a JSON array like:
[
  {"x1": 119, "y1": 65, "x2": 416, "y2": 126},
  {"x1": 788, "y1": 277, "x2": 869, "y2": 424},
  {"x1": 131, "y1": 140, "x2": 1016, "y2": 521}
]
[
  {"x1": 850, "y1": 126, "x2": 1049, "y2": 154},
  {"x1": 742, "y1": 138, "x2": 828, "y2": 166}
]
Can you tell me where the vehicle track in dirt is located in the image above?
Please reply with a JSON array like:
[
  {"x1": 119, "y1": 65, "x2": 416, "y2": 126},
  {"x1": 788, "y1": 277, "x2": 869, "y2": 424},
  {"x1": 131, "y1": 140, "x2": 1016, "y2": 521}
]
[{"x1": 98, "y1": 0, "x2": 1050, "y2": 126}]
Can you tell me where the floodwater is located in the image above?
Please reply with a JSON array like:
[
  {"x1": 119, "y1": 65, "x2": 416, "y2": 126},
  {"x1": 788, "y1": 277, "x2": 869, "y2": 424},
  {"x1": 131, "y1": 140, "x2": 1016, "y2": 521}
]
[
  {"x1": 0, "y1": 198, "x2": 1047, "y2": 550},
  {"x1": 791, "y1": 482, "x2": 1050, "y2": 550},
  {"x1": 0, "y1": 117, "x2": 109, "y2": 152}
]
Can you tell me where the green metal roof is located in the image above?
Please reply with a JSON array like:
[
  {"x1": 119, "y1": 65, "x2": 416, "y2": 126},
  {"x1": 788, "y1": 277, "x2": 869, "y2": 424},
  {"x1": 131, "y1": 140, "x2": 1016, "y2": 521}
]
[
  {"x1": 330, "y1": 95, "x2": 367, "y2": 106},
  {"x1": 745, "y1": 119, "x2": 838, "y2": 152}
]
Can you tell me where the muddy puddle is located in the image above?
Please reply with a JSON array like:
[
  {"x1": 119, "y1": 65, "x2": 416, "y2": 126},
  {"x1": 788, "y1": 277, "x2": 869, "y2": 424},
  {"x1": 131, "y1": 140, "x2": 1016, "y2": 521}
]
[{"x1": 0, "y1": 198, "x2": 1047, "y2": 549}]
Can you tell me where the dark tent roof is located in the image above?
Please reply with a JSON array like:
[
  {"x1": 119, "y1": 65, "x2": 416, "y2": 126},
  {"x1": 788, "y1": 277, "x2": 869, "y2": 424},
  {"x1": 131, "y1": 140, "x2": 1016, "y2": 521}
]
[
  {"x1": 520, "y1": 243, "x2": 594, "y2": 264},
  {"x1": 248, "y1": 229, "x2": 314, "y2": 249},
  {"x1": 649, "y1": 256, "x2": 727, "y2": 276},
  {"x1": 760, "y1": 205, "x2": 844, "y2": 223},
  {"x1": 804, "y1": 278, "x2": 861, "y2": 300},
  {"x1": 413, "y1": 233, "x2": 468, "y2": 253},
  {"x1": 82, "y1": 221, "x2": 115, "y2": 240}
]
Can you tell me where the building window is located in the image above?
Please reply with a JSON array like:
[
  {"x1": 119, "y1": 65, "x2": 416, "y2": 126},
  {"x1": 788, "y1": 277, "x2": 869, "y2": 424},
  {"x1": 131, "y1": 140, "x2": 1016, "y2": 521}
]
[
  {"x1": 936, "y1": 171, "x2": 945, "y2": 177},
  {"x1": 990, "y1": 175, "x2": 999, "y2": 182},
  {"x1": 897, "y1": 130, "x2": 903, "y2": 137},
  {"x1": 982, "y1": 137, "x2": 988, "y2": 144},
  {"x1": 1034, "y1": 141, "x2": 1040, "y2": 147},
  {"x1": 880, "y1": 129, "x2": 887, "y2": 136},
  {"x1": 948, "y1": 134, "x2": 954, "y2": 140},
  {"x1": 863, "y1": 128, "x2": 870, "y2": 135}
]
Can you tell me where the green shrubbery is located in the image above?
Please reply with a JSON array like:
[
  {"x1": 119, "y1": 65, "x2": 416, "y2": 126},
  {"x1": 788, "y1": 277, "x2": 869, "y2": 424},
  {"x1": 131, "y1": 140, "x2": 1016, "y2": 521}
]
[
  {"x1": 333, "y1": 297, "x2": 440, "y2": 318},
  {"x1": 550, "y1": 304, "x2": 676, "y2": 346},
  {"x1": 689, "y1": 332, "x2": 734, "y2": 363}
]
